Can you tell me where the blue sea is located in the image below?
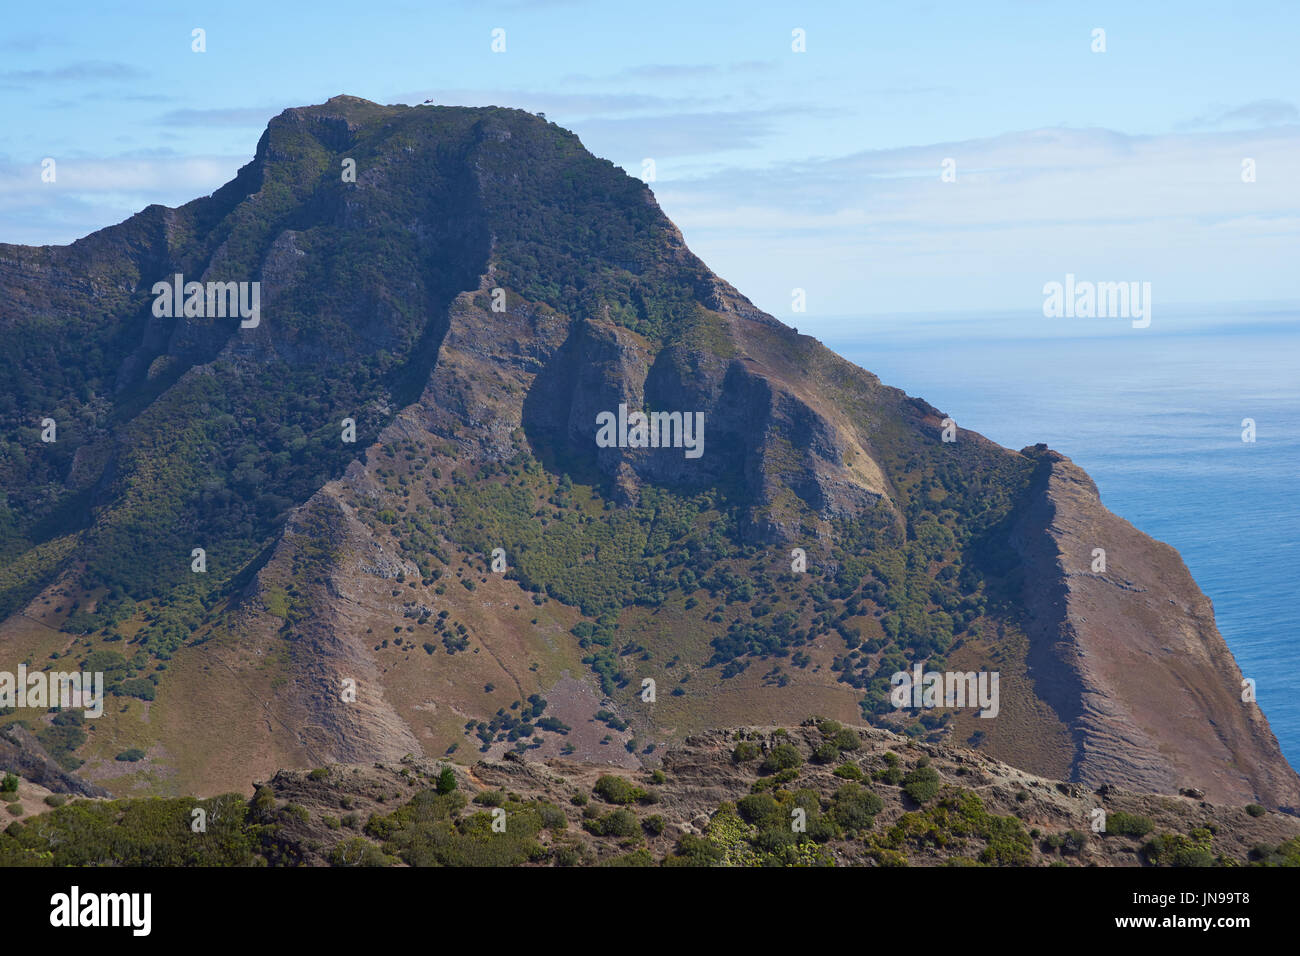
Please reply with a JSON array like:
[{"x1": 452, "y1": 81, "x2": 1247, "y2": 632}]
[{"x1": 824, "y1": 303, "x2": 1300, "y2": 773}]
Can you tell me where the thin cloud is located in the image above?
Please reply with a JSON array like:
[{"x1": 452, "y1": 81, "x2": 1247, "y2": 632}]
[
  {"x1": 575, "y1": 107, "x2": 805, "y2": 158},
  {"x1": 560, "y1": 61, "x2": 776, "y2": 84},
  {"x1": 1178, "y1": 99, "x2": 1300, "y2": 130},
  {"x1": 0, "y1": 60, "x2": 147, "y2": 89},
  {"x1": 0, "y1": 32, "x2": 67, "y2": 52},
  {"x1": 155, "y1": 106, "x2": 286, "y2": 127}
]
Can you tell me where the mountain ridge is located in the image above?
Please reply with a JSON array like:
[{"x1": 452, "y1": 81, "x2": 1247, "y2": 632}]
[{"x1": 0, "y1": 95, "x2": 1295, "y2": 812}]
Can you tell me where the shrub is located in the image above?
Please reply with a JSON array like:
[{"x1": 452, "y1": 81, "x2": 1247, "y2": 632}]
[
  {"x1": 330, "y1": 837, "x2": 395, "y2": 867},
  {"x1": 1245, "y1": 804, "x2": 1266, "y2": 818},
  {"x1": 1061, "y1": 830, "x2": 1088, "y2": 855},
  {"x1": 812, "y1": 741, "x2": 840, "y2": 764},
  {"x1": 0, "y1": 773, "x2": 17, "y2": 794},
  {"x1": 553, "y1": 844, "x2": 584, "y2": 867},
  {"x1": 585, "y1": 808, "x2": 639, "y2": 838},
  {"x1": 593, "y1": 775, "x2": 646, "y2": 805},
  {"x1": 731, "y1": 741, "x2": 760, "y2": 763},
  {"x1": 435, "y1": 766, "x2": 457, "y2": 795},
  {"x1": 831, "y1": 783, "x2": 884, "y2": 830},
  {"x1": 115, "y1": 748, "x2": 147, "y2": 762},
  {"x1": 44, "y1": 794, "x2": 67, "y2": 808},
  {"x1": 665, "y1": 834, "x2": 725, "y2": 867},
  {"x1": 1144, "y1": 832, "x2": 1216, "y2": 867},
  {"x1": 832, "y1": 728, "x2": 861, "y2": 751},
  {"x1": 902, "y1": 766, "x2": 941, "y2": 804},
  {"x1": 761, "y1": 743, "x2": 803, "y2": 773},
  {"x1": 1106, "y1": 811, "x2": 1155, "y2": 837},
  {"x1": 876, "y1": 765, "x2": 904, "y2": 785},
  {"x1": 539, "y1": 805, "x2": 567, "y2": 831}
]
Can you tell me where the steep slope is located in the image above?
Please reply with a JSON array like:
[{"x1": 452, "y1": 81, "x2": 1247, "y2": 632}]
[{"x1": 0, "y1": 96, "x2": 1294, "y2": 810}]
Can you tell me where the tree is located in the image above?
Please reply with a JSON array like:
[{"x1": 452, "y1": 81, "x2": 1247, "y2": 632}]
[{"x1": 435, "y1": 766, "x2": 457, "y2": 795}]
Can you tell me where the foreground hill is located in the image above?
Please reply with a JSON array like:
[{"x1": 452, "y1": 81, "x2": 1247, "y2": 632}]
[
  {"x1": 3, "y1": 720, "x2": 1297, "y2": 867},
  {"x1": 0, "y1": 96, "x2": 1295, "y2": 809}
]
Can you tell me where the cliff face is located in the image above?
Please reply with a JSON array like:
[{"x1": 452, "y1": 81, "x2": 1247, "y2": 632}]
[
  {"x1": 1011, "y1": 449, "x2": 1300, "y2": 808},
  {"x1": 0, "y1": 96, "x2": 1294, "y2": 808}
]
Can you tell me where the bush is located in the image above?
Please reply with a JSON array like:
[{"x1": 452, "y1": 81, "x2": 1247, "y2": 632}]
[
  {"x1": 1144, "y1": 832, "x2": 1216, "y2": 867},
  {"x1": 1061, "y1": 829, "x2": 1088, "y2": 855},
  {"x1": 1106, "y1": 811, "x2": 1154, "y2": 837},
  {"x1": 902, "y1": 766, "x2": 941, "y2": 804},
  {"x1": 832, "y1": 728, "x2": 861, "y2": 751},
  {"x1": 665, "y1": 834, "x2": 725, "y2": 867},
  {"x1": 585, "y1": 808, "x2": 639, "y2": 838},
  {"x1": 731, "y1": 741, "x2": 760, "y2": 763},
  {"x1": 593, "y1": 775, "x2": 646, "y2": 805},
  {"x1": 0, "y1": 773, "x2": 17, "y2": 794},
  {"x1": 812, "y1": 741, "x2": 840, "y2": 764},
  {"x1": 876, "y1": 765, "x2": 904, "y2": 785},
  {"x1": 539, "y1": 804, "x2": 567, "y2": 831},
  {"x1": 1245, "y1": 804, "x2": 1266, "y2": 818},
  {"x1": 115, "y1": 748, "x2": 147, "y2": 762},
  {"x1": 831, "y1": 783, "x2": 884, "y2": 830},
  {"x1": 761, "y1": 743, "x2": 803, "y2": 773},
  {"x1": 435, "y1": 766, "x2": 457, "y2": 795},
  {"x1": 329, "y1": 837, "x2": 395, "y2": 867},
  {"x1": 43, "y1": 794, "x2": 67, "y2": 808}
]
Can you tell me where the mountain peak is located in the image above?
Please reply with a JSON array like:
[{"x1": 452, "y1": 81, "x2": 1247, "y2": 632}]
[{"x1": 0, "y1": 99, "x2": 1294, "y2": 811}]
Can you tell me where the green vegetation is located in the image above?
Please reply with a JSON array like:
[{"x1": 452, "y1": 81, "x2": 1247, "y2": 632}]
[
  {"x1": 901, "y1": 765, "x2": 942, "y2": 804},
  {"x1": 0, "y1": 794, "x2": 255, "y2": 866},
  {"x1": 1105, "y1": 811, "x2": 1154, "y2": 837},
  {"x1": 593, "y1": 775, "x2": 652, "y2": 806},
  {"x1": 868, "y1": 791, "x2": 1032, "y2": 866},
  {"x1": 761, "y1": 743, "x2": 803, "y2": 774},
  {"x1": 1143, "y1": 829, "x2": 1217, "y2": 867}
]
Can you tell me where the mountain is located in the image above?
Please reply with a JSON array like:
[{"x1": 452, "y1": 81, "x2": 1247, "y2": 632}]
[{"x1": 1, "y1": 95, "x2": 1295, "y2": 813}]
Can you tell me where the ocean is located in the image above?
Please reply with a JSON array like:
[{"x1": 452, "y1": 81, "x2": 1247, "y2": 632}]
[{"x1": 823, "y1": 303, "x2": 1300, "y2": 773}]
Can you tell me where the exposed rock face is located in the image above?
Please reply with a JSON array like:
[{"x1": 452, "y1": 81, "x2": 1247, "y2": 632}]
[
  {"x1": 0, "y1": 96, "x2": 1295, "y2": 809},
  {"x1": 0, "y1": 725, "x2": 110, "y2": 797},
  {"x1": 1011, "y1": 448, "x2": 1300, "y2": 809}
]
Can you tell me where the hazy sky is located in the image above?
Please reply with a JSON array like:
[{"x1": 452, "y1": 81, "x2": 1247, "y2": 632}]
[{"x1": 1, "y1": 0, "x2": 1296, "y2": 326}]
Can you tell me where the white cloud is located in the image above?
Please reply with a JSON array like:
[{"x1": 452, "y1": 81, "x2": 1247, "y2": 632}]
[{"x1": 654, "y1": 125, "x2": 1300, "y2": 316}]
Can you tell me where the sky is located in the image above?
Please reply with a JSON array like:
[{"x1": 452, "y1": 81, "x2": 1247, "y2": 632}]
[{"x1": 1, "y1": 0, "x2": 1297, "y2": 328}]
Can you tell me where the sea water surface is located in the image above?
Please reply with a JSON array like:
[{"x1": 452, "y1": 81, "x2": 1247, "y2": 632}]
[{"x1": 823, "y1": 303, "x2": 1300, "y2": 773}]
